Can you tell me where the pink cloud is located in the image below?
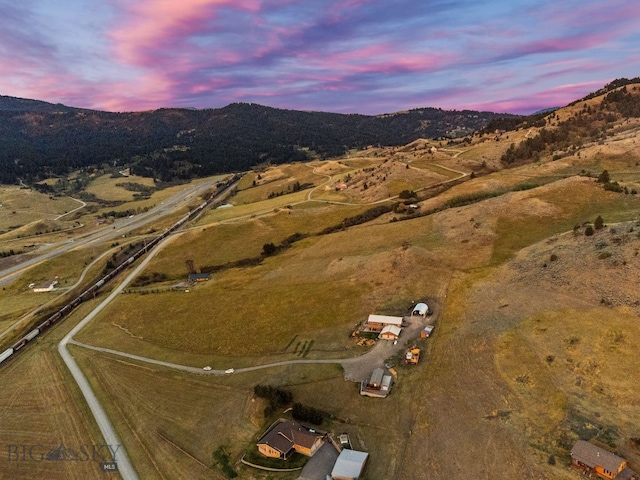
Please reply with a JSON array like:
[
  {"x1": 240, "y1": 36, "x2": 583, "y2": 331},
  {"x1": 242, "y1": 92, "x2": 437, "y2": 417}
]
[{"x1": 109, "y1": 0, "x2": 261, "y2": 65}]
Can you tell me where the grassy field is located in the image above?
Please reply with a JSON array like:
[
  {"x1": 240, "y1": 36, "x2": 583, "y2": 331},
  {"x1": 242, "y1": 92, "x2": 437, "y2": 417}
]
[
  {"x1": 144, "y1": 202, "x2": 370, "y2": 278},
  {"x1": 0, "y1": 300, "x2": 117, "y2": 480},
  {"x1": 0, "y1": 187, "x2": 82, "y2": 228},
  {"x1": 84, "y1": 174, "x2": 156, "y2": 202}
]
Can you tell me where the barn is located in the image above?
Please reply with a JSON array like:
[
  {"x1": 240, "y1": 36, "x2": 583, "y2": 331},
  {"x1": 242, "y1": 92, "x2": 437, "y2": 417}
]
[{"x1": 364, "y1": 314, "x2": 403, "y2": 332}]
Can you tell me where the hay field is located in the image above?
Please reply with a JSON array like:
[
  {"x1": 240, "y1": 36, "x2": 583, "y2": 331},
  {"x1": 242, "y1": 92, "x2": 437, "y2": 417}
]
[
  {"x1": 0, "y1": 330, "x2": 108, "y2": 479},
  {"x1": 84, "y1": 174, "x2": 156, "y2": 202}
]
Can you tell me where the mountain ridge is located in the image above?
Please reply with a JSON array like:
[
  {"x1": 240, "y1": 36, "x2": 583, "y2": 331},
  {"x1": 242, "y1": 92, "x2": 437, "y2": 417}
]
[{"x1": 0, "y1": 97, "x2": 517, "y2": 184}]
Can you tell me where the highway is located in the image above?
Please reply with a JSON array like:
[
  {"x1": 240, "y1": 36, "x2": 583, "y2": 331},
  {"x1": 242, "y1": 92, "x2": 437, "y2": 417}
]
[{"x1": 0, "y1": 177, "x2": 220, "y2": 287}]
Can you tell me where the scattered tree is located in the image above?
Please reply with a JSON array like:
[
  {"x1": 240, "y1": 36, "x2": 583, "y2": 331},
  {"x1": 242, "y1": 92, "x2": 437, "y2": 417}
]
[
  {"x1": 597, "y1": 170, "x2": 610, "y2": 184},
  {"x1": 594, "y1": 215, "x2": 604, "y2": 230}
]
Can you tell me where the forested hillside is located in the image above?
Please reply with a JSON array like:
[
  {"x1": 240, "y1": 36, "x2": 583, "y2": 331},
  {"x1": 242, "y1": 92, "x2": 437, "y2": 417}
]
[{"x1": 0, "y1": 98, "x2": 515, "y2": 184}]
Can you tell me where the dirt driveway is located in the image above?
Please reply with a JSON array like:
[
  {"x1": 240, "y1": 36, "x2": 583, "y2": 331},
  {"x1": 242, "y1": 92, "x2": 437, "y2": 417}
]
[{"x1": 340, "y1": 312, "x2": 436, "y2": 382}]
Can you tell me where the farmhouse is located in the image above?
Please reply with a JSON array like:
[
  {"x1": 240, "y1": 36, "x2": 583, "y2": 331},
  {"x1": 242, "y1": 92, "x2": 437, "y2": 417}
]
[
  {"x1": 360, "y1": 368, "x2": 393, "y2": 398},
  {"x1": 363, "y1": 314, "x2": 403, "y2": 333},
  {"x1": 411, "y1": 302, "x2": 429, "y2": 317},
  {"x1": 378, "y1": 325, "x2": 401, "y2": 340},
  {"x1": 571, "y1": 440, "x2": 638, "y2": 479},
  {"x1": 331, "y1": 449, "x2": 369, "y2": 480},
  {"x1": 256, "y1": 420, "x2": 324, "y2": 460}
]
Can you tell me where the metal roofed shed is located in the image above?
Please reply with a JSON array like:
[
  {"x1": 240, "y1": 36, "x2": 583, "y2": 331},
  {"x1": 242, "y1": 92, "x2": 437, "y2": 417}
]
[
  {"x1": 412, "y1": 302, "x2": 430, "y2": 316},
  {"x1": 331, "y1": 449, "x2": 368, "y2": 480}
]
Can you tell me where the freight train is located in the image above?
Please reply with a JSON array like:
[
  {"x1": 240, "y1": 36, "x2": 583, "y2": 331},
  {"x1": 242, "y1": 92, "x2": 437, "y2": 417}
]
[{"x1": 0, "y1": 175, "x2": 234, "y2": 368}]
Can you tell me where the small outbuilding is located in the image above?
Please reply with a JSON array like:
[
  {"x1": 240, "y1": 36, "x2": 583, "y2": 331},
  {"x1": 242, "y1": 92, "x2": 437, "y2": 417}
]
[
  {"x1": 331, "y1": 449, "x2": 368, "y2": 480},
  {"x1": 360, "y1": 368, "x2": 393, "y2": 398},
  {"x1": 420, "y1": 325, "x2": 434, "y2": 338},
  {"x1": 378, "y1": 325, "x2": 401, "y2": 340},
  {"x1": 412, "y1": 303, "x2": 429, "y2": 317}
]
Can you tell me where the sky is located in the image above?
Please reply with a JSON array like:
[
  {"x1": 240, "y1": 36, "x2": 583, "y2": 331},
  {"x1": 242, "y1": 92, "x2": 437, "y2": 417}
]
[{"x1": 1, "y1": 0, "x2": 639, "y2": 115}]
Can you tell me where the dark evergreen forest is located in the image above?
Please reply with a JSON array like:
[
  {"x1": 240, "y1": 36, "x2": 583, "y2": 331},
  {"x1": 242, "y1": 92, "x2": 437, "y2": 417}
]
[{"x1": 0, "y1": 96, "x2": 515, "y2": 184}]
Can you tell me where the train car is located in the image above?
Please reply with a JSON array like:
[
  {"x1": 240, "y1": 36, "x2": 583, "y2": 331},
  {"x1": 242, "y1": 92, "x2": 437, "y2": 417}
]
[
  {"x1": 48, "y1": 312, "x2": 62, "y2": 324},
  {"x1": 127, "y1": 256, "x2": 135, "y2": 264},
  {"x1": 25, "y1": 328, "x2": 39, "y2": 342},
  {"x1": 95, "y1": 279, "x2": 105, "y2": 289},
  {"x1": 37, "y1": 319, "x2": 51, "y2": 330},
  {"x1": 0, "y1": 348, "x2": 13, "y2": 364},
  {"x1": 13, "y1": 338, "x2": 27, "y2": 351}
]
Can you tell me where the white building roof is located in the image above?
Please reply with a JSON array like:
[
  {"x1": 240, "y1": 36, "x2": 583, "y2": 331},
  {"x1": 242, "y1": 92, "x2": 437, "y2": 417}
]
[
  {"x1": 331, "y1": 449, "x2": 368, "y2": 479},
  {"x1": 366, "y1": 314, "x2": 403, "y2": 326},
  {"x1": 379, "y1": 325, "x2": 401, "y2": 337},
  {"x1": 412, "y1": 303, "x2": 428, "y2": 315}
]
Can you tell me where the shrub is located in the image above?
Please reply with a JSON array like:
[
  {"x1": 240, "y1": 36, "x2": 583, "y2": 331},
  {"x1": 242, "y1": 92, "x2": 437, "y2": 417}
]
[
  {"x1": 292, "y1": 403, "x2": 324, "y2": 425},
  {"x1": 597, "y1": 170, "x2": 610, "y2": 183},
  {"x1": 585, "y1": 226, "x2": 594, "y2": 236},
  {"x1": 212, "y1": 446, "x2": 237, "y2": 478},
  {"x1": 594, "y1": 215, "x2": 604, "y2": 230},
  {"x1": 398, "y1": 189, "x2": 417, "y2": 199}
]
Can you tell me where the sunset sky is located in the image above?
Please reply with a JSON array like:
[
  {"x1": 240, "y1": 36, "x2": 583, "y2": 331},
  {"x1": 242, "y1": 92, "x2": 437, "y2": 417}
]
[{"x1": 1, "y1": 0, "x2": 639, "y2": 114}]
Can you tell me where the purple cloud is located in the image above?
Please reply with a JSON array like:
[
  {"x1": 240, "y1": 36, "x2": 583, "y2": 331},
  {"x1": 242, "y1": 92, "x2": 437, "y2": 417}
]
[{"x1": 0, "y1": 0, "x2": 638, "y2": 114}]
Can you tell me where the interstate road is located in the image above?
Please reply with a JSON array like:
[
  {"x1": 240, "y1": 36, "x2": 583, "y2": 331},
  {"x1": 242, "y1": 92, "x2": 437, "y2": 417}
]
[{"x1": 0, "y1": 177, "x2": 221, "y2": 287}]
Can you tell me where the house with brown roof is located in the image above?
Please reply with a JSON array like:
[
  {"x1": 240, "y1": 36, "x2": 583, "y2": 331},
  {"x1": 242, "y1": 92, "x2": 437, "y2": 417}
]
[
  {"x1": 256, "y1": 419, "x2": 324, "y2": 460},
  {"x1": 571, "y1": 440, "x2": 638, "y2": 479}
]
